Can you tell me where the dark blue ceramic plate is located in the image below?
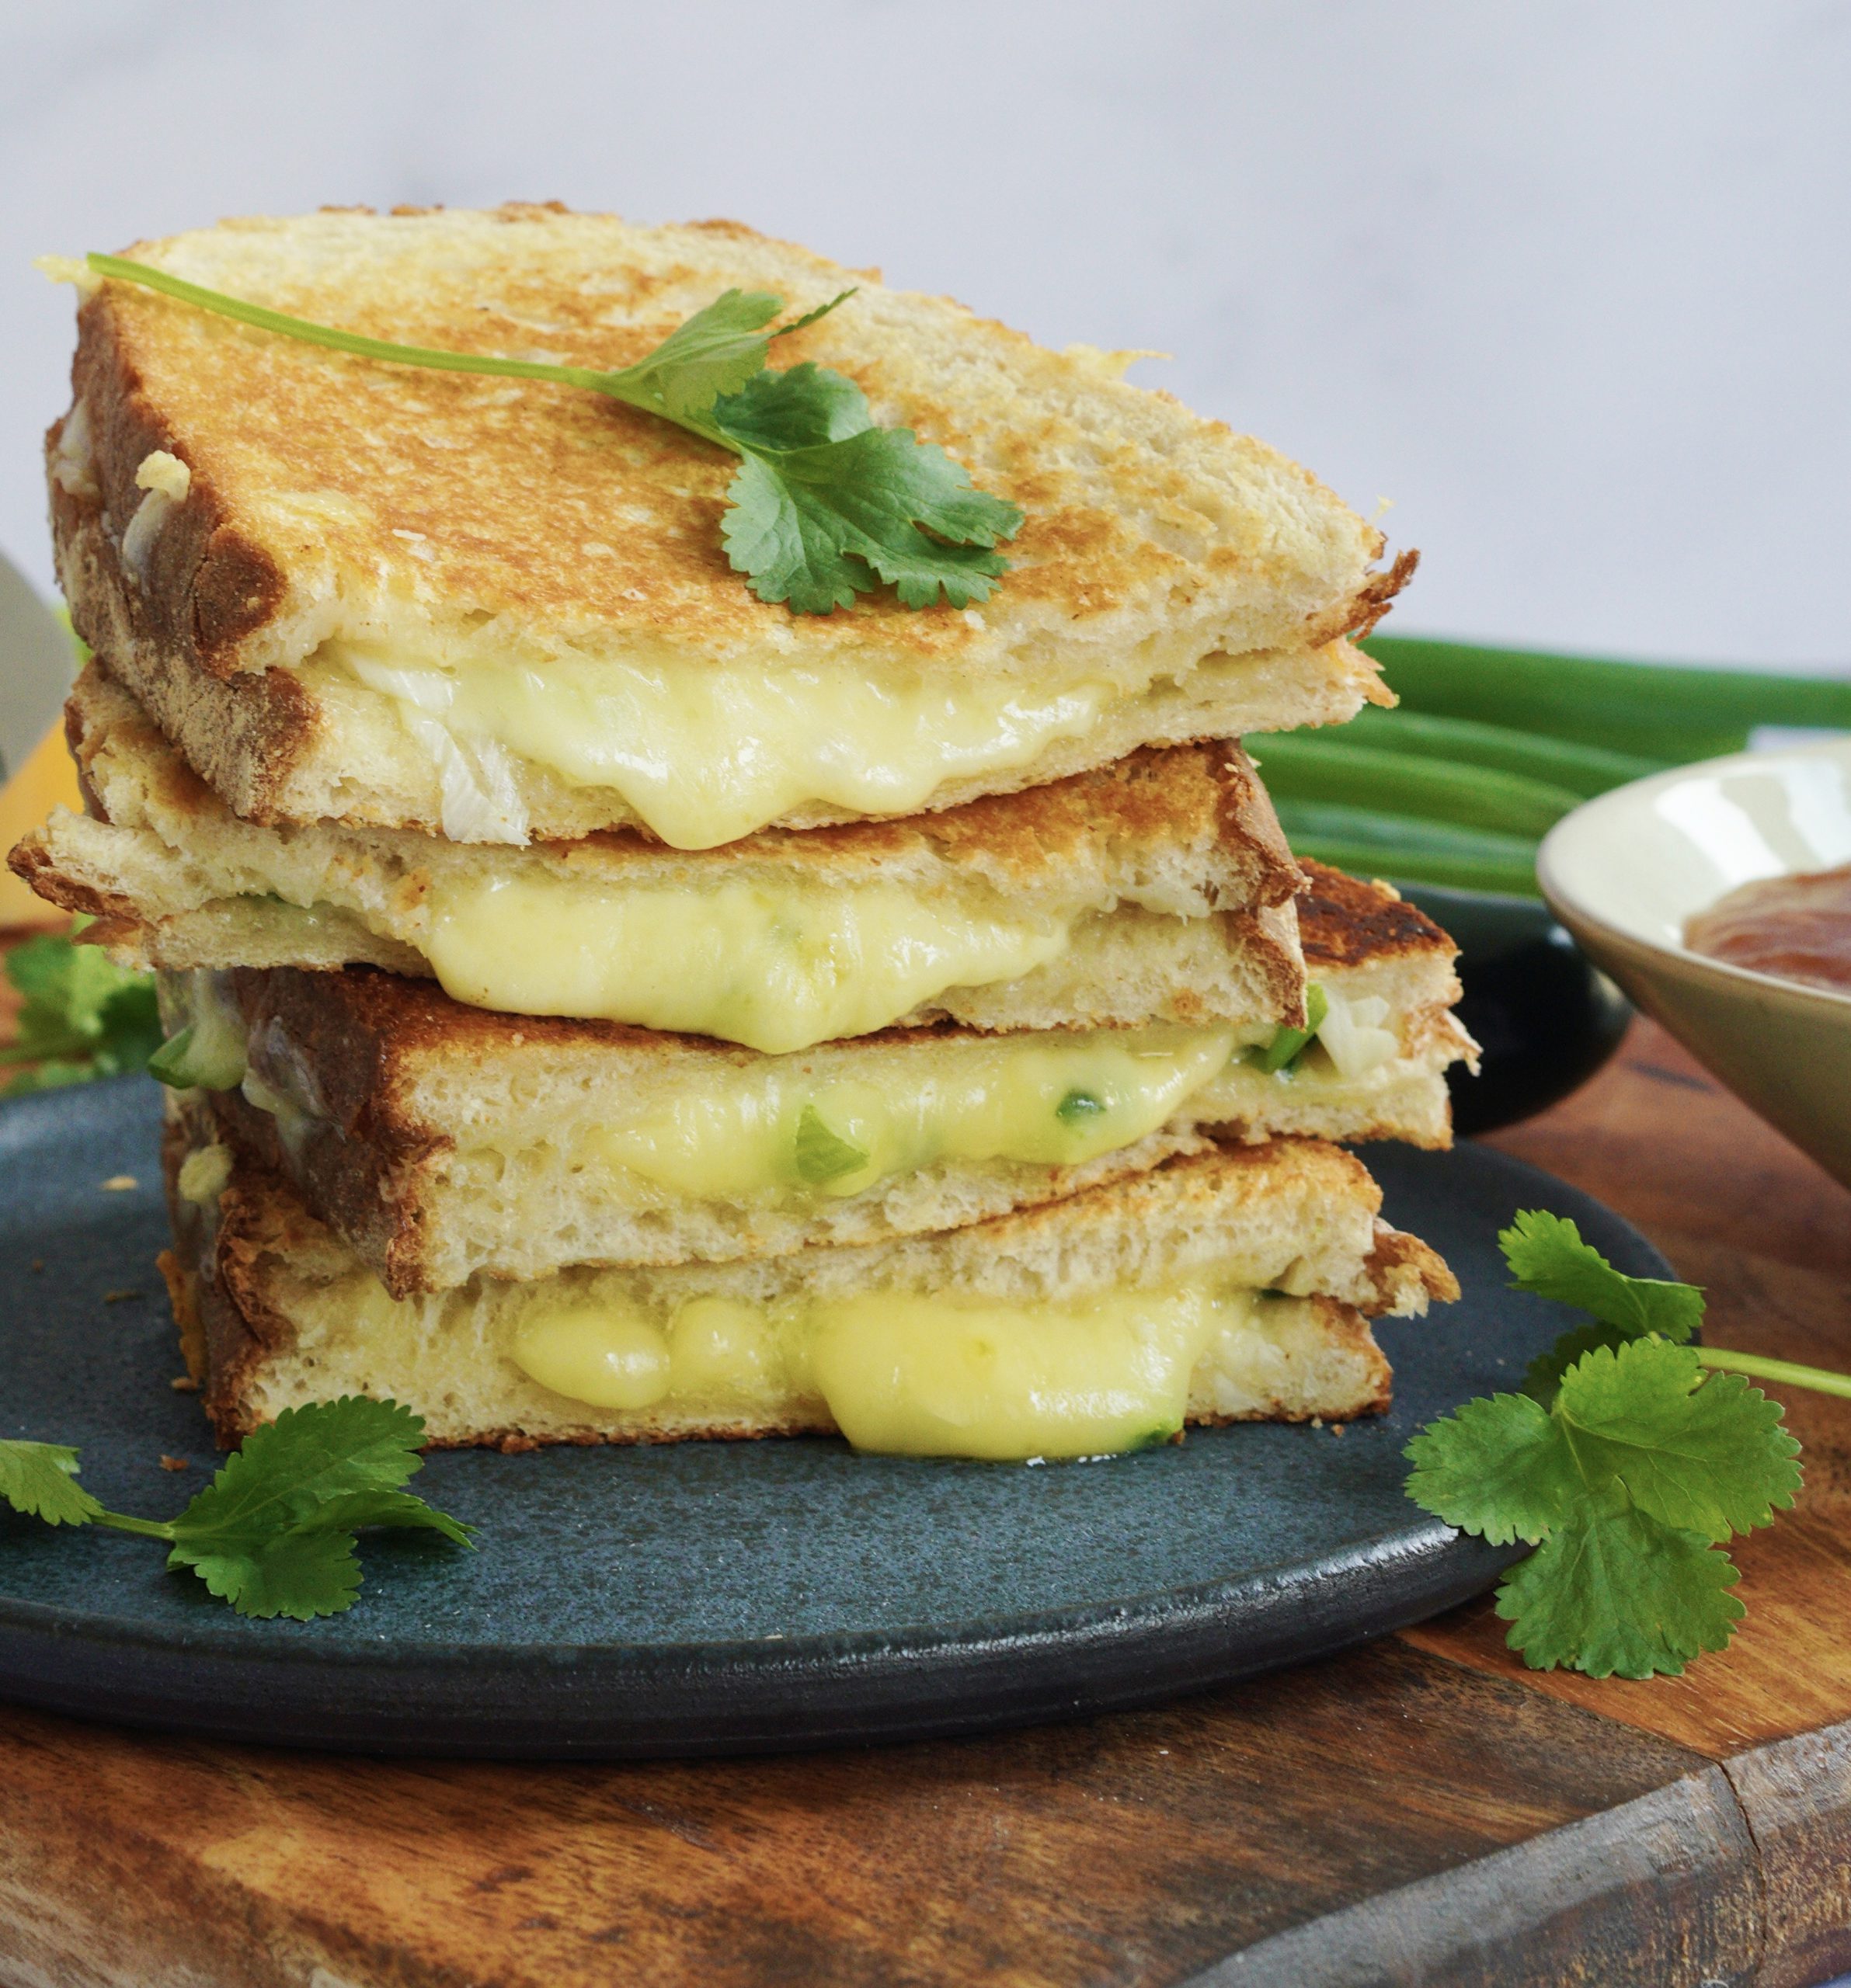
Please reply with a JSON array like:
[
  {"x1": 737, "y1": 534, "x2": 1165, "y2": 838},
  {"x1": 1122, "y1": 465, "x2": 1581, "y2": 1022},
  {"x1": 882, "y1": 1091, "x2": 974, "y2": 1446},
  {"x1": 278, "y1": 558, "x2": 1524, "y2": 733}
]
[{"x1": 0, "y1": 1077, "x2": 1668, "y2": 1760}]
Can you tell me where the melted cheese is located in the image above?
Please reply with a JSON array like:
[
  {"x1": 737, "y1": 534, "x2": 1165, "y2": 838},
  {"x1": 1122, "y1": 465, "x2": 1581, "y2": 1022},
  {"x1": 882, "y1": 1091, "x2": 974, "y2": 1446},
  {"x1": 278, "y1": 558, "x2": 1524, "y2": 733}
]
[
  {"x1": 587, "y1": 1024, "x2": 1240, "y2": 1201},
  {"x1": 423, "y1": 874, "x2": 1072, "y2": 1053},
  {"x1": 1311, "y1": 987, "x2": 1400, "y2": 1079},
  {"x1": 513, "y1": 1305, "x2": 673, "y2": 1410},
  {"x1": 176, "y1": 1141, "x2": 233, "y2": 1207},
  {"x1": 805, "y1": 1281, "x2": 1242, "y2": 1458},
  {"x1": 331, "y1": 642, "x2": 1117, "y2": 850},
  {"x1": 510, "y1": 1274, "x2": 1252, "y2": 1458}
]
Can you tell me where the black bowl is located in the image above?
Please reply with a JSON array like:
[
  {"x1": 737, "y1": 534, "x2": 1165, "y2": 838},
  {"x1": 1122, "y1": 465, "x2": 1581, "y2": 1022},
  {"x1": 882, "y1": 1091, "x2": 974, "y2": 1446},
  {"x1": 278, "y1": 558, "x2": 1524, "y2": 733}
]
[{"x1": 1400, "y1": 885, "x2": 1632, "y2": 1135}]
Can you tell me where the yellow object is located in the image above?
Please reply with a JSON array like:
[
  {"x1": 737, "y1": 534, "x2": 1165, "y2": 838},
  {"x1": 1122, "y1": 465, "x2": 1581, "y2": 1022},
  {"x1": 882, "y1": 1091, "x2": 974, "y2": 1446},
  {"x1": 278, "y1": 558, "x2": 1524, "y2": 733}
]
[
  {"x1": 513, "y1": 1305, "x2": 673, "y2": 1411},
  {"x1": 0, "y1": 721, "x2": 81, "y2": 928},
  {"x1": 330, "y1": 643, "x2": 1116, "y2": 850},
  {"x1": 805, "y1": 1280, "x2": 1240, "y2": 1458},
  {"x1": 587, "y1": 1024, "x2": 1239, "y2": 1203},
  {"x1": 506, "y1": 1274, "x2": 1247, "y2": 1459},
  {"x1": 423, "y1": 874, "x2": 1072, "y2": 1053}
]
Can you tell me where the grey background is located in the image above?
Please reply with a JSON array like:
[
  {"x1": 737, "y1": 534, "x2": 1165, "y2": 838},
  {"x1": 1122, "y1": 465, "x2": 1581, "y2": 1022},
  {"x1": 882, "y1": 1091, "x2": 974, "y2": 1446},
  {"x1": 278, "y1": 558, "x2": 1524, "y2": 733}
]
[{"x1": 2, "y1": 0, "x2": 1847, "y2": 674}]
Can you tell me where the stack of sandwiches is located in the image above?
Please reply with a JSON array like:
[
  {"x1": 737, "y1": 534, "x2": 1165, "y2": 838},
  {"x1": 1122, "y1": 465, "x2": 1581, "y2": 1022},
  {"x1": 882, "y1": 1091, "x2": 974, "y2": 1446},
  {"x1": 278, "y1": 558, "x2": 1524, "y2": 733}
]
[{"x1": 14, "y1": 205, "x2": 1473, "y2": 1461}]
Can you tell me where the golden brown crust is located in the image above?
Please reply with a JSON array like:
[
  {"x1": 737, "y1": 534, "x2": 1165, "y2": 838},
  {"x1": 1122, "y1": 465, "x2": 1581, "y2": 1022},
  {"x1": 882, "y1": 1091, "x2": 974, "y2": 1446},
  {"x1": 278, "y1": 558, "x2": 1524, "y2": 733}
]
[
  {"x1": 1297, "y1": 859, "x2": 1454, "y2": 971},
  {"x1": 57, "y1": 203, "x2": 1406, "y2": 683},
  {"x1": 58, "y1": 301, "x2": 287, "y2": 681},
  {"x1": 160, "y1": 1106, "x2": 290, "y2": 1445},
  {"x1": 54, "y1": 489, "x2": 309, "y2": 818},
  {"x1": 1366, "y1": 1221, "x2": 1462, "y2": 1309}
]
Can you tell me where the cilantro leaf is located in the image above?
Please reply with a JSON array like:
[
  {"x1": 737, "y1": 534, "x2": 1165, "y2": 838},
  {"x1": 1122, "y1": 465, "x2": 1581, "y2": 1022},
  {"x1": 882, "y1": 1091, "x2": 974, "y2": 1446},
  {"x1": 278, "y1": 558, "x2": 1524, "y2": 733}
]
[
  {"x1": 1494, "y1": 1495, "x2": 1744, "y2": 1680},
  {"x1": 1404, "y1": 1390, "x2": 1572, "y2": 1545},
  {"x1": 1554, "y1": 1338, "x2": 1800, "y2": 1540},
  {"x1": 182, "y1": 1524, "x2": 366, "y2": 1622},
  {"x1": 0, "y1": 923, "x2": 161, "y2": 1097},
  {"x1": 167, "y1": 1397, "x2": 427, "y2": 1552},
  {"x1": 0, "y1": 1400, "x2": 469, "y2": 1621},
  {"x1": 1522, "y1": 1320, "x2": 1624, "y2": 1404},
  {"x1": 175, "y1": 1489, "x2": 472, "y2": 1621},
  {"x1": 1501, "y1": 1211, "x2": 1704, "y2": 1342},
  {"x1": 722, "y1": 427, "x2": 1021, "y2": 613},
  {"x1": 164, "y1": 1400, "x2": 471, "y2": 1620},
  {"x1": 298, "y1": 1487, "x2": 475, "y2": 1547},
  {"x1": 1406, "y1": 1210, "x2": 1805, "y2": 1680},
  {"x1": 793, "y1": 1105, "x2": 871, "y2": 1186},
  {"x1": 0, "y1": 1440, "x2": 103, "y2": 1527},
  {"x1": 604, "y1": 287, "x2": 786, "y2": 419},
  {"x1": 87, "y1": 255, "x2": 1023, "y2": 618},
  {"x1": 712, "y1": 361, "x2": 874, "y2": 451}
]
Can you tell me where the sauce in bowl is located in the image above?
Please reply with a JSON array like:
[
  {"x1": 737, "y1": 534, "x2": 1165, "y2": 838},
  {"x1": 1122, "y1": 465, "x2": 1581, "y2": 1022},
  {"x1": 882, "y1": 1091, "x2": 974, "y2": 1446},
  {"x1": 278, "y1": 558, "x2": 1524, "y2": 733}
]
[{"x1": 1684, "y1": 864, "x2": 1851, "y2": 995}]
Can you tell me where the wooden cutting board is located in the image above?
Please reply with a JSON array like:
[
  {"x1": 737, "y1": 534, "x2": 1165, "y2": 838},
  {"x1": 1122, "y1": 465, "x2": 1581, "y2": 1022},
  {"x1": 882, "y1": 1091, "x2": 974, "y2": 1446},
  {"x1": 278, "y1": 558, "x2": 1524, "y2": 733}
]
[{"x1": 2, "y1": 1013, "x2": 1849, "y2": 1988}]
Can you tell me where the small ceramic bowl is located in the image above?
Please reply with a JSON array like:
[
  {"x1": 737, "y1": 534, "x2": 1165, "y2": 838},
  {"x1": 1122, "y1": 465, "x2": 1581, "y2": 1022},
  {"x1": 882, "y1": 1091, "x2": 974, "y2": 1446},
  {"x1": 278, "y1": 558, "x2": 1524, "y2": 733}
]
[{"x1": 1537, "y1": 735, "x2": 1851, "y2": 1189}]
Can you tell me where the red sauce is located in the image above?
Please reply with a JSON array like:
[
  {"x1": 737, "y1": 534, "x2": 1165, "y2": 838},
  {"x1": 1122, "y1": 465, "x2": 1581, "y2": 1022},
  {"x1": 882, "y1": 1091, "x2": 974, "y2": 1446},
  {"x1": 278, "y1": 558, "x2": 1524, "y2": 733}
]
[{"x1": 1684, "y1": 864, "x2": 1851, "y2": 994}]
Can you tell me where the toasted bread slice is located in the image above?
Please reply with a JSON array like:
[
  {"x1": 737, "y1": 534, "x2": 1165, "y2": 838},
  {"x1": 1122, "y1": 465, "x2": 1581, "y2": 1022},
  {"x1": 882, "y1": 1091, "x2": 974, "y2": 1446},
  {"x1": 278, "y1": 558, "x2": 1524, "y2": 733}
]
[
  {"x1": 162, "y1": 1098, "x2": 1455, "y2": 1451},
  {"x1": 53, "y1": 203, "x2": 1409, "y2": 846},
  {"x1": 160, "y1": 865, "x2": 1471, "y2": 1295},
  {"x1": 17, "y1": 663, "x2": 1311, "y2": 1051}
]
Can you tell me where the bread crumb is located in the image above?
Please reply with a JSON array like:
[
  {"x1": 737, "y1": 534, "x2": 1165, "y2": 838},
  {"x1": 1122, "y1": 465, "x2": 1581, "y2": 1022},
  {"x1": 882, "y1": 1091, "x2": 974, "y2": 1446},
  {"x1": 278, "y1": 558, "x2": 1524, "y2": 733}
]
[
  {"x1": 1331, "y1": 1423, "x2": 1347, "y2": 1437},
  {"x1": 169, "y1": 1376, "x2": 200, "y2": 1393},
  {"x1": 1310, "y1": 1416, "x2": 1324, "y2": 1429},
  {"x1": 103, "y1": 1288, "x2": 143, "y2": 1304},
  {"x1": 158, "y1": 1455, "x2": 189, "y2": 1472},
  {"x1": 99, "y1": 1175, "x2": 138, "y2": 1193}
]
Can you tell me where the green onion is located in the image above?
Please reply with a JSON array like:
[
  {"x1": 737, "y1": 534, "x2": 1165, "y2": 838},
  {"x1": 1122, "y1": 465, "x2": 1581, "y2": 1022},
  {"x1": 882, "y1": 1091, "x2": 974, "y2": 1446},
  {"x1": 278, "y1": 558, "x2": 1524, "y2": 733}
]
[
  {"x1": 1250, "y1": 733, "x2": 1579, "y2": 839},
  {"x1": 1308, "y1": 707, "x2": 1667, "y2": 798},
  {"x1": 1251, "y1": 982, "x2": 1331, "y2": 1074},
  {"x1": 1363, "y1": 635, "x2": 1851, "y2": 759},
  {"x1": 792, "y1": 1107, "x2": 870, "y2": 1186},
  {"x1": 1272, "y1": 800, "x2": 1541, "y2": 897}
]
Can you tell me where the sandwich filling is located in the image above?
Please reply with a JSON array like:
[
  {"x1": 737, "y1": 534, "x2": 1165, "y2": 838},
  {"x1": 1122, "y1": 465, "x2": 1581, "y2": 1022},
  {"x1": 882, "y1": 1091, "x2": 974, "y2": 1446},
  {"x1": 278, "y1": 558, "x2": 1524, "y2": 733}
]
[
  {"x1": 506, "y1": 1277, "x2": 1296, "y2": 1459},
  {"x1": 421, "y1": 874, "x2": 1073, "y2": 1053},
  {"x1": 165, "y1": 971, "x2": 1412, "y2": 1217},
  {"x1": 327, "y1": 641, "x2": 1124, "y2": 850},
  {"x1": 34, "y1": 667, "x2": 1311, "y2": 1050},
  {"x1": 210, "y1": 1214, "x2": 1394, "y2": 1460}
]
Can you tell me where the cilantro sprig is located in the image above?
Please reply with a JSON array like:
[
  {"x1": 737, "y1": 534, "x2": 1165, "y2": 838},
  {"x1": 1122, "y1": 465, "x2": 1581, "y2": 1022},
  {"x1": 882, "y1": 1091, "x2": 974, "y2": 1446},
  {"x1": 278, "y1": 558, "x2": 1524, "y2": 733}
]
[
  {"x1": 1402, "y1": 1211, "x2": 1851, "y2": 1679},
  {"x1": 0, "y1": 1398, "x2": 471, "y2": 1620},
  {"x1": 85, "y1": 255, "x2": 1025, "y2": 615},
  {"x1": 1, "y1": 919, "x2": 160, "y2": 1097}
]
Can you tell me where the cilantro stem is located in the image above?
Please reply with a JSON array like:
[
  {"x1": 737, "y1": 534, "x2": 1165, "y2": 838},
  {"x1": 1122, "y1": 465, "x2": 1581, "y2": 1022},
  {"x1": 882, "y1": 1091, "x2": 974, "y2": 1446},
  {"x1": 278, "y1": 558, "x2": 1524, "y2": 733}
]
[
  {"x1": 89, "y1": 1510, "x2": 177, "y2": 1541},
  {"x1": 85, "y1": 255, "x2": 816, "y2": 470},
  {"x1": 1694, "y1": 1346, "x2": 1851, "y2": 1400},
  {"x1": 83, "y1": 254, "x2": 1009, "y2": 614},
  {"x1": 88, "y1": 255, "x2": 611, "y2": 393}
]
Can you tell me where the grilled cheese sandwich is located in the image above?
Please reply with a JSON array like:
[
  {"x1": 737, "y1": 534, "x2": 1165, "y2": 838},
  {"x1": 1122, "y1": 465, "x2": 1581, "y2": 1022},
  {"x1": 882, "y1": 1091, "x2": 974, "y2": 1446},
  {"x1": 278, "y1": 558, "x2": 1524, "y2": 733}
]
[
  {"x1": 19, "y1": 664, "x2": 1312, "y2": 1048},
  {"x1": 51, "y1": 204, "x2": 1410, "y2": 846},
  {"x1": 153, "y1": 864, "x2": 1473, "y2": 1294},
  {"x1": 163, "y1": 1100, "x2": 1456, "y2": 1453}
]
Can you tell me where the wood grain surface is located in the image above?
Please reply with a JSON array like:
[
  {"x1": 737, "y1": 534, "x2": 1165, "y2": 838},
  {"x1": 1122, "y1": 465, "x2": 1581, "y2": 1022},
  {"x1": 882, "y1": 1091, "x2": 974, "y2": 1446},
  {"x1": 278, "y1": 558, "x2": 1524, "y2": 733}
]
[{"x1": 2, "y1": 1008, "x2": 1850, "y2": 1988}]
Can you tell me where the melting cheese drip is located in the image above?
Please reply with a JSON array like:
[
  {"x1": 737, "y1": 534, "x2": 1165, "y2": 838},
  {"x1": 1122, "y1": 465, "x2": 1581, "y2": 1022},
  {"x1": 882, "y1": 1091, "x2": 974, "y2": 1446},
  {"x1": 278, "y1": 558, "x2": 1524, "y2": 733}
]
[
  {"x1": 587, "y1": 1024, "x2": 1239, "y2": 1202},
  {"x1": 333, "y1": 643, "x2": 1117, "y2": 849},
  {"x1": 510, "y1": 1275, "x2": 1255, "y2": 1459},
  {"x1": 423, "y1": 874, "x2": 1073, "y2": 1053}
]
